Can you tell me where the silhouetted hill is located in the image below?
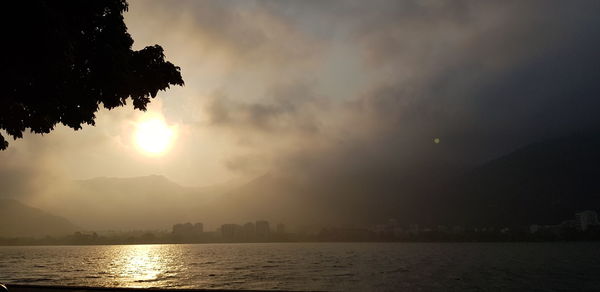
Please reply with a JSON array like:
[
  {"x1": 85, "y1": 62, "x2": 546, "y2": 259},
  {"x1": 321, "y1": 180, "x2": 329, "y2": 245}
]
[
  {"x1": 443, "y1": 133, "x2": 600, "y2": 227},
  {"x1": 0, "y1": 199, "x2": 78, "y2": 237},
  {"x1": 204, "y1": 173, "x2": 333, "y2": 226},
  {"x1": 205, "y1": 168, "x2": 454, "y2": 227}
]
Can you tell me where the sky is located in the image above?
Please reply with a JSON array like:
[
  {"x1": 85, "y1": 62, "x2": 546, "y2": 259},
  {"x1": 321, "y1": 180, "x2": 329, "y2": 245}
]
[{"x1": 1, "y1": 0, "x2": 600, "y2": 197}]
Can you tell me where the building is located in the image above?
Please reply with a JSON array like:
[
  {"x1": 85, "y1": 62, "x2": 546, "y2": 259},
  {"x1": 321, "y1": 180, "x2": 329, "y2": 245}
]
[
  {"x1": 276, "y1": 223, "x2": 285, "y2": 234},
  {"x1": 172, "y1": 222, "x2": 204, "y2": 241},
  {"x1": 529, "y1": 224, "x2": 541, "y2": 234},
  {"x1": 172, "y1": 223, "x2": 192, "y2": 235},
  {"x1": 221, "y1": 224, "x2": 243, "y2": 241},
  {"x1": 575, "y1": 210, "x2": 599, "y2": 231},
  {"x1": 409, "y1": 224, "x2": 420, "y2": 235},
  {"x1": 243, "y1": 222, "x2": 256, "y2": 240},
  {"x1": 193, "y1": 223, "x2": 203, "y2": 234},
  {"x1": 255, "y1": 220, "x2": 270, "y2": 239}
]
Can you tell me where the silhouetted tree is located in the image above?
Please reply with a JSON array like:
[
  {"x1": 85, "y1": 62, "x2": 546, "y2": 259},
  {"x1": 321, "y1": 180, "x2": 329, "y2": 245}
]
[{"x1": 0, "y1": 0, "x2": 184, "y2": 150}]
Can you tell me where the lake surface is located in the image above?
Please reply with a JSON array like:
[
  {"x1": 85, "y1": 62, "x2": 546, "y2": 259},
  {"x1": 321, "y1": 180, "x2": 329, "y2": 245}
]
[{"x1": 1, "y1": 242, "x2": 599, "y2": 291}]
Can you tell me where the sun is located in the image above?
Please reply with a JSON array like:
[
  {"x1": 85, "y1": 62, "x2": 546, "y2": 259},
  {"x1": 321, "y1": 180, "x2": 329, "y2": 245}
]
[{"x1": 134, "y1": 117, "x2": 176, "y2": 156}]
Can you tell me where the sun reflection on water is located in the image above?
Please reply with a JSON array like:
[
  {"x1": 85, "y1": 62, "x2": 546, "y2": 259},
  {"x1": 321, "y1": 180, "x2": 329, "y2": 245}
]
[{"x1": 108, "y1": 245, "x2": 178, "y2": 287}]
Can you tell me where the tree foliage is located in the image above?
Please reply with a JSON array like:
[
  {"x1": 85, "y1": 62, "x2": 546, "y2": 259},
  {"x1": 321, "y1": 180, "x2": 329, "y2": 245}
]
[{"x1": 0, "y1": 0, "x2": 184, "y2": 150}]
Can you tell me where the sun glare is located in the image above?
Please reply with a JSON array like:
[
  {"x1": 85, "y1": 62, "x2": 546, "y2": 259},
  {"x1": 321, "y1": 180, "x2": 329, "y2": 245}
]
[{"x1": 134, "y1": 117, "x2": 176, "y2": 156}]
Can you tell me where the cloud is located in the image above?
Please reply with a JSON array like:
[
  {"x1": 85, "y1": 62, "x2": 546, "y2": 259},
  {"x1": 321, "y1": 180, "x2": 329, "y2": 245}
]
[
  {"x1": 3, "y1": 1, "x2": 600, "y2": 227},
  {"x1": 207, "y1": 82, "x2": 327, "y2": 135},
  {"x1": 180, "y1": 0, "x2": 600, "y2": 185},
  {"x1": 127, "y1": 0, "x2": 325, "y2": 71},
  {"x1": 203, "y1": 1, "x2": 600, "y2": 221},
  {"x1": 345, "y1": 0, "x2": 600, "y2": 159}
]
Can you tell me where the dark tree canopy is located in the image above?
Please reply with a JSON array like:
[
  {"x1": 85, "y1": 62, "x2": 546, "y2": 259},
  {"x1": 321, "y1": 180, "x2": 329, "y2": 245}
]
[{"x1": 0, "y1": 0, "x2": 184, "y2": 150}]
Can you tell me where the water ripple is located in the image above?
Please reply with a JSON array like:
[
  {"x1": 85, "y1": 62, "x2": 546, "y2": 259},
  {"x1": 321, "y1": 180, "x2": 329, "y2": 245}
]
[{"x1": 0, "y1": 243, "x2": 599, "y2": 291}]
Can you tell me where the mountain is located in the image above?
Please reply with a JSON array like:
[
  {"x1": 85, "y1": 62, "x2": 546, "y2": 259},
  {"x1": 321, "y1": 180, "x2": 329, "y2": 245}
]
[
  {"x1": 25, "y1": 133, "x2": 600, "y2": 231},
  {"x1": 201, "y1": 173, "x2": 336, "y2": 226},
  {"x1": 31, "y1": 175, "x2": 239, "y2": 230},
  {"x1": 202, "y1": 167, "x2": 456, "y2": 228},
  {"x1": 441, "y1": 133, "x2": 600, "y2": 227},
  {"x1": 215, "y1": 132, "x2": 600, "y2": 228},
  {"x1": 31, "y1": 171, "x2": 414, "y2": 230},
  {"x1": 0, "y1": 199, "x2": 78, "y2": 237}
]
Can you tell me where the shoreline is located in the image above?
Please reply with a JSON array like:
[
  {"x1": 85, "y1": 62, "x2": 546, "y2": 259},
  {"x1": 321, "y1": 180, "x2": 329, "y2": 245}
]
[
  {"x1": 1, "y1": 239, "x2": 600, "y2": 247},
  {"x1": 6, "y1": 284, "x2": 306, "y2": 292}
]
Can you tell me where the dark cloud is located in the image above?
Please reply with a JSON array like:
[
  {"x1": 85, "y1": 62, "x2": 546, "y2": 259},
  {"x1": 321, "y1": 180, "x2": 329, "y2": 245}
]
[
  {"x1": 207, "y1": 83, "x2": 327, "y2": 135},
  {"x1": 344, "y1": 0, "x2": 600, "y2": 161},
  {"x1": 198, "y1": 1, "x2": 600, "y2": 191},
  {"x1": 213, "y1": 1, "x2": 600, "y2": 224}
]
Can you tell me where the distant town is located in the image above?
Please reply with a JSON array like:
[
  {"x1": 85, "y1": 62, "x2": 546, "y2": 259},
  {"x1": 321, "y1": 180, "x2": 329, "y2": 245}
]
[{"x1": 1, "y1": 210, "x2": 599, "y2": 246}]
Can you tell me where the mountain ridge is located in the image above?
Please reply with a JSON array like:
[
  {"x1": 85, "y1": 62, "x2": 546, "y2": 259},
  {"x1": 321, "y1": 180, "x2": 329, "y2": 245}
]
[
  {"x1": 21, "y1": 133, "x2": 600, "y2": 230},
  {"x1": 0, "y1": 198, "x2": 79, "y2": 237},
  {"x1": 441, "y1": 132, "x2": 600, "y2": 227}
]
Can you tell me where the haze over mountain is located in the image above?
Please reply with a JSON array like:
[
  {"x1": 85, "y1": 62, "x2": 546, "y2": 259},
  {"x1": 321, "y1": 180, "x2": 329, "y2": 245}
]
[
  {"x1": 212, "y1": 133, "x2": 600, "y2": 228},
  {"x1": 18, "y1": 133, "x2": 600, "y2": 231},
  {"x1": 29, "y1": 175, "x2": 242, "y2": 231},
  {"x1": 0, "y1": 199, "x2": 78, "y2": 237}
]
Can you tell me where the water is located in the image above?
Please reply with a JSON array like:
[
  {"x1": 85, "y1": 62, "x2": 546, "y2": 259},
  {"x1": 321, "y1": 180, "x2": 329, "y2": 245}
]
[{"x1": 1, "y1": 242, "x2": 599, "y2": 291}]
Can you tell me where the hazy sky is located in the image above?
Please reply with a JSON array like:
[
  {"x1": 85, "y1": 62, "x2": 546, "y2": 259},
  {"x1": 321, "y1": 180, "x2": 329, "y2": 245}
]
[{"x1": 1, "y1": 0, "x2": 600, "y2": 194}]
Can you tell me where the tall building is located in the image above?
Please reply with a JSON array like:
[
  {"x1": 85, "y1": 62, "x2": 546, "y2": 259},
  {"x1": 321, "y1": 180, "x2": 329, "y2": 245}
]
[
  {"x1": 276, "y1": 223, "x2": 285, "y2": 234},
  {"x1": 575, "y1": 210, "x2": 599, "y2": 231},
  {"x1": 172, "y1": 222, "x2": 193, "y2": 235},
  {"x1": 255, "y1": 220, "x2": 270, "y2": 239},
  {"x1": 221, "y1": 224, "x2": 242, "y2": 241},
  {"x1": 172, "y1": 222, "x2": 204, "y2": 241},
  {"x1": 193, "y1": 223, "x2": 204, "y2": 234},
  {"x1": 243, "y1": 222, "x2": 256, "y2": 240}
]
